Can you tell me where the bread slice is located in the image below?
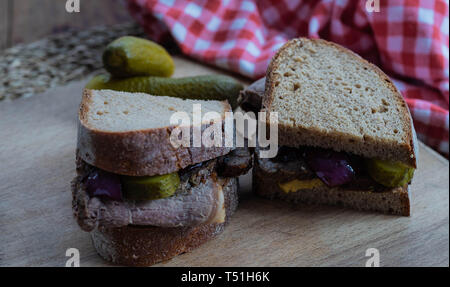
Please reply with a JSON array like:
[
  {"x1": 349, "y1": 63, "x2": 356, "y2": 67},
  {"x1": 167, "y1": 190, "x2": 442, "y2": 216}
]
[
  {"x1": 90, "y1": 177, "x2": 238, "y2": 266},
  {"x1": 264, "y1": 38, "x2": 417, "y2": 167},
  {"x1": 253, "y1": 150, "x2": 410, "y2": 216},
  {"x1": 78, "y1": 89, "x2": 232, "y2": 176}
]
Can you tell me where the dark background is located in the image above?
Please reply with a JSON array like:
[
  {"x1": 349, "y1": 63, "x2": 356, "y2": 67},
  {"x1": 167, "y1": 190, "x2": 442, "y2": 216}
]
[{"x1": 0, "y1": 0, "x2": 132, "y2": 49}]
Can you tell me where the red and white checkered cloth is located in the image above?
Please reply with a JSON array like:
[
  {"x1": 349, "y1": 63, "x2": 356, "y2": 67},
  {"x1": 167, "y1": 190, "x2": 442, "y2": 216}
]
[{"x1": 128, "y1": 0, "x2": 449, "y2": 157}]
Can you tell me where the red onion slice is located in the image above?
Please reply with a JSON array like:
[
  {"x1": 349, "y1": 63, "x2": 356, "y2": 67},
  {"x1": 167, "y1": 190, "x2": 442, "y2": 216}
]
[
  {"x1": 304, "y1": 148, "x2": 355, "y2": 187},
  {"x1": 85, "y1": 169, "x2": 123, "y2": 201}
]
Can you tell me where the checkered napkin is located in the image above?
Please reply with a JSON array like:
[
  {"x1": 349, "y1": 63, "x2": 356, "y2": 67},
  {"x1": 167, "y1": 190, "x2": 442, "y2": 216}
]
[{"x1": 128, "y1": 0, "x2": 449, "y2": 157}]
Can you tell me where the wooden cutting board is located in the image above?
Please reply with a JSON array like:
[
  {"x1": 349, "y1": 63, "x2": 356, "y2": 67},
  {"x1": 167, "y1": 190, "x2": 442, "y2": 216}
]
[{"x1": 0, "y1": 57, "x2": 448, "y2": 267}]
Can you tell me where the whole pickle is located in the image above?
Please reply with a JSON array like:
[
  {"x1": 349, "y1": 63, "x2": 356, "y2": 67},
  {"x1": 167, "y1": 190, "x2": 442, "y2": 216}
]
[
  {"x1": 103, "y1": 36, "x2": 175, "y2": 78},
  {"x1": 85, "y1": 74, "x2": 244, "y2": 109}
]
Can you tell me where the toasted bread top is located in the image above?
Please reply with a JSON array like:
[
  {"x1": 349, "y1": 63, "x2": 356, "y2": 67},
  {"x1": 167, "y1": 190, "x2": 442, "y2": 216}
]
[
  {"x1": 80, "y1": 89, "x2": 230, "y2": 132},
  {"x1": 264, "y1": 38, "x2": 417, "y2": 167},
  {"x1": 77, "y1": 89, "x2": 232, "y2": 176}
]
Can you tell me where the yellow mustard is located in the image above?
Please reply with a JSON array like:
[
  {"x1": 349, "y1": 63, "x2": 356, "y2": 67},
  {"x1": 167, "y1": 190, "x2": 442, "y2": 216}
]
[{"x1": 278, "y1": 178, "x2": 324, "y2": 193}]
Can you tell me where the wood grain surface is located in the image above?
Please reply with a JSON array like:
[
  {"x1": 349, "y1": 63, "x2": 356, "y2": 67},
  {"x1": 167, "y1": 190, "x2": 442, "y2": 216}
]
[{"x1": 0, "y1": 57, "x2": 448, "y2": 267}]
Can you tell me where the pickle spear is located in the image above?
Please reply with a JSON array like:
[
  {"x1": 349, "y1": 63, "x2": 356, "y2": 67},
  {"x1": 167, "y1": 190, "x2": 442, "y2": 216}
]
[
  {"x1": 103, "y1": 36, "x2": 175, "y2": 78},
  {"x1": 365, "y1": 158, "x2": 415, "y2": 187},
  {"x1": 85, "y1": 74, "x2": 243, "y2": 109},
  {"x1": 121, "y1": 172, "x2": 180, "y2": 201}
]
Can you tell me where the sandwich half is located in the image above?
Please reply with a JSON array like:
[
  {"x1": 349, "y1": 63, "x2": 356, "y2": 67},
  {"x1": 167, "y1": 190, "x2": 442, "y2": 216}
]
[
  {"x1": 251, "y1": 38, "x2": 418, "y2": 216},
  {"x1": 72, "y1": 89, "x2": 252, "y2": 266}
]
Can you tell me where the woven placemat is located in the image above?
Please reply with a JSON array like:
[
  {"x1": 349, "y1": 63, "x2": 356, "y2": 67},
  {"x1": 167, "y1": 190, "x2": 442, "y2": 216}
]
[{"x1": 0, "y1": 22, "x2": 146, "y2": 101}]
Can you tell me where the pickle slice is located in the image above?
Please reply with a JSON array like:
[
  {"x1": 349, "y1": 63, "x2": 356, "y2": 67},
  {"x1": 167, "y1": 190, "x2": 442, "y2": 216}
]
[
  {"x1": 103, "y1": 36, "x2": 175, "y2": 78},
  {"x1": 365, "y1": 158, "x2": 415, "y2": 187},
  {"x1": 121, "y1": 172, "x2": 180, "y2": 201}
]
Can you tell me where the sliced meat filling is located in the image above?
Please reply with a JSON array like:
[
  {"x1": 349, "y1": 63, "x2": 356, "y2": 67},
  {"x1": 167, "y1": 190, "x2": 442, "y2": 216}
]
[
  {"x1": 217, "y1": 147, "x2": 253, "y2": 177},
  {"x1": 238, "y1": 77, "x2": 265, "y2": 113},
  {"x1": 72, "y1": 149, "x2": 252, "y2": 231},
  {"x1": 256, "y1": 146, "x2": 387, "y2": 192}
]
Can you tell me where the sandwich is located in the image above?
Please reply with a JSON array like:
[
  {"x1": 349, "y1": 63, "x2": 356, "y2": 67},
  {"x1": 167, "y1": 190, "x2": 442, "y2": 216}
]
[
  {"x1": 247, "y1": 38, "x2": 418, "y2": 216},
  {"x1": 71, "y1": 89, "x2": 252, "y2": 266}
]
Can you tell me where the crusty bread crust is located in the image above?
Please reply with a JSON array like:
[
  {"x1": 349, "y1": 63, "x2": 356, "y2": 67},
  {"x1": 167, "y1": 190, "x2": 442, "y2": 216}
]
[
  {"x1": 264, "y1": 38, "x2": 417, "y2": 168},
  {"x1": 253, "y1": 156, "x2": 410, "y2": 216},
  {"x1": 78, "y1": 90, "x2": 232, "y2": 176},
  {"x1": 90, "y1": 177, "x2": 238, "y2": 266}
]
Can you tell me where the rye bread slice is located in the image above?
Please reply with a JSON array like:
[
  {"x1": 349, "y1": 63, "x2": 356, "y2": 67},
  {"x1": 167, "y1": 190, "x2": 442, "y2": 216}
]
[
  {"x1": 253, "y1": 149, "x2": 410, "y2": 216},
  {"x1": 90, "y1": 177, "x2": 238, "y2": 266},
  {"x1": 264, "y1": 38, "x2": 417, "y2": 167},
  {"x1": 78, "y1": 89, "x2": 232, "y2": 176}
]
